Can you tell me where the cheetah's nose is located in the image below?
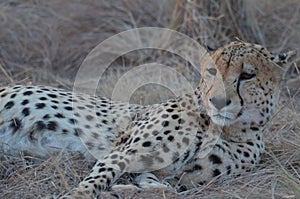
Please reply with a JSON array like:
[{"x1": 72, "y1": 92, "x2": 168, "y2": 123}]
[{"x1": 209, "y1": 97, "x2": 231, "y2": 110}]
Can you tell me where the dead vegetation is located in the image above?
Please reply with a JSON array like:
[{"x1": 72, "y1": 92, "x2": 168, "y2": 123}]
[{"x1": 0, "y1": 0, "x2": 299, "y2": 198}]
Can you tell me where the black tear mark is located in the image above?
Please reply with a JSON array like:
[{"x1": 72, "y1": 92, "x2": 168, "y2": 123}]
[{"x1": 237, "y1": 77, "x2": 244, "y2": 106}]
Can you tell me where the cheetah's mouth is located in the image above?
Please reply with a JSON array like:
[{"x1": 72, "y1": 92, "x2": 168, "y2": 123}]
[{"x1": 209, "y1": 111, "x2": 236, "y2": 126}]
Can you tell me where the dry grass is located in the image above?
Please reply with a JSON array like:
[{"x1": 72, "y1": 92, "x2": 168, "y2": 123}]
[{"x1": 0, "y1": 0, "x2": 299, "y2": 198}]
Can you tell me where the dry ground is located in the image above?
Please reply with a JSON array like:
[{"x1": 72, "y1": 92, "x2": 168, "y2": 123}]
[{"x1": 0, "y1": 0, "x2": 299, "y2": 198}]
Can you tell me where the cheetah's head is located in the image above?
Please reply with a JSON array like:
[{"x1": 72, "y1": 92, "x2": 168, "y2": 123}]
[{"x1": 197, "y1": 41, "x2": 295, "y2": 126}]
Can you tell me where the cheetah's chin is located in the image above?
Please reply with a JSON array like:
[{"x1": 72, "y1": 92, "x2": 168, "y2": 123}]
[{"x1": 209, "y1": 112, "x2": 236, "y2": 126}]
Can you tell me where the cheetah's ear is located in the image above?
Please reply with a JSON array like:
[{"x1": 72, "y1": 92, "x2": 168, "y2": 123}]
[
  {"x1": 272, "y1": 50, "x2": 297, "y2": 82},
  {"x1": 272, "y1": 50, "x2": 296, "y2": 67}
]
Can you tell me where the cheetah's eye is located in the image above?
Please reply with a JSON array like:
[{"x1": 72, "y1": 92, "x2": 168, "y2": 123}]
[
  {"x1": 239, "y1": 72, "x2": 256, "y2": 81},
  {"x1": 207, "y1": 68, "x2": 217, "y2": 76}
]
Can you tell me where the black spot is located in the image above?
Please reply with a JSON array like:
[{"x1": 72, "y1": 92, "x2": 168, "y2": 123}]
[
  {"x1": 209, "y1": 154, "x2": 223, "y2": 164},
  {"x1": 175, "y1": 126, "x2": 182, "y2": 130},
  {"x1": 194, "y1": 164, "x2": 202, "y2": 170},
  {"x1": 257, "y1": 135, "x2": 261, "y2": 140},
  {"x1": 102, "y1": 120, "x2": 108, "y2": 125},
  {"x1": 43, "y1": 114, "x2": 50, "y2": 119},
  {"x1": 97, "y1": 162, "x2": 105, "y2": 167},
  {"x1": 213, "y1": 169, "x2": 221, "y2": 177},
  {"x1": 39, "y1": 97, "x2": 48, "y2": 101},
  {"x1": 166, "y1": 109, "x2": 174, "y2": 113},
  {"x1": 22, "y1": 108, "x2": 30, "y2": 116},
  {"x1": 142, "y1": 141, "x2": 151, "y2": 147},
  {"x1": 55, "y1": 113, "x2": 65, "y2": 118},
  {"x1": 86, "y1": 115, "x2": 94, "y2": 121},
  {"x1": 182, "y1": 137, "x2": 189, "y2": 145},
  {"x1": 77, "y1": 106, "x2": 85, "y2": 110},
  {"x1": 161, "y1": 121, "x2": 169, "y2": 127},
  {"x1": 21, "y1": 99, "x2": 29, "y2": 105},
  {"x1": 168, "y1": 136, "x2": 174, "y2": 141},
  {"x1": 47, "y1": 93, "x2": 57, "y2": 98},
  {"x1": 163, "y1": 130, "x2": 171, "y2": 135},
  {"x1": 247, "y1": 141, "x2": 254, "y2": 146},
  {"x1": 133, "y1": 137, "x2": 140, "y2": 143},
  {"x1": 171, "y1": 114, "x2": 179, "y2": 119},
  {"x1": 250, "y1": 126, "x2": 259, "y2": 131},
  {"x1": 170, "y1": 104, "x2": 178, "y2": 108},
  {"x1": 244, "y1": 151, "x2": 250, "y2": 157},
  {"x1": 64, "y1": 106, "x2": 73, "y2": 111},
  {"x1": 110, "y1": 154, "x2": 118, "y2": 159},
  {"x1": 85, "y1": 125, "x2": 91, "y2": 129},
  {"x1": 4, "y1": 101, "x2": 14, "y2": 109},
  {"x1": 51, "y1": 105, "x2": 58, "y2": 109},
  {"x1": 107, "y1": 167, "x2": 113, "y2": 171},
  {"x1": 10, "y1": 93, "x2": 17, "y2": 98},
  {"x1": 84, "y1": 176, "x2": 93, "y2": 181},
  {"x1": 161, "y1": 114, "x2": 168, "y2": 118},
  {"x1": 146, "y1": 124, "x2": 153, "y2": 129},
  {"x1": 47, "y1": 121, "x2": 57, "y2": 131},
  {"x1": 69, "y1": 118, "x2": 77, "y2": 124},
  {"x1": 98, "y1": 168, "x2": 106, "y2": 173},
  {"x1": 226, "y1": 166, "x2": 231, "y2": 175},
  {"x1": 23, "y1": 91, "x2": 33, "y2": 96},
  {"x1": 62, "y1": 129, "x2": 68, "y2": 134},
  {"x1": 106, "y1": 179, "x2": 111, "y2": 186},
  {"x1": 35, "y1": 121, "x2": 46, "y2": 130},
  {"x1": 156, "y1": 136, "x2": 162, "y2": 140},
  {"x1": 178, "y1": 118, "x2": 185, "y2": 124},
  {"x1": 204, "y1": 120, "x2": 209, "y2": 126},
  {"x1": 118, "y1": 162, "x2": 126, "y2": 171},
  {"x1": 86, "y1": 104, "x2": 94, "y2": 109},
  {"x1": 36, "y1": 103, "x2": 46, "y2": 109}
]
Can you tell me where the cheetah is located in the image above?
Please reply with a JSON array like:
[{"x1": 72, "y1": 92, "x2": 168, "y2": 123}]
[{"x1": 0, "y1": 41, "x2": 294, "y2": 198}]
